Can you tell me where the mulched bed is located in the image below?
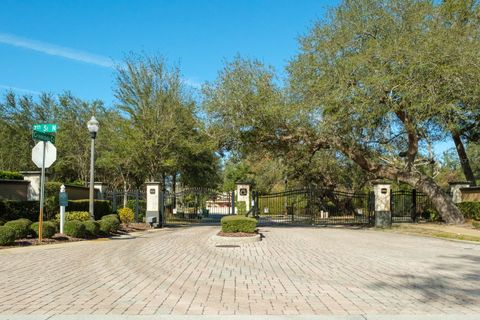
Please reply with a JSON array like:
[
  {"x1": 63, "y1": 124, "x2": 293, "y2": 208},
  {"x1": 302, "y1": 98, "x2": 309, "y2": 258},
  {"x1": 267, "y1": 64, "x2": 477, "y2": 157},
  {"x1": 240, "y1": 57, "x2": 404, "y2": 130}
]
[
  {"x1": 0, "y1": 233, "x2": 85, "y2": 249},
  {"x1": 0, "y1": 222, "x2": 152, "y2": 250},
  {"x1": 118, "y1": 223, "x2": 151, "y2": 233},
  {"x1": 217, "y1": 231, "x2": 258, "y2": 237}
]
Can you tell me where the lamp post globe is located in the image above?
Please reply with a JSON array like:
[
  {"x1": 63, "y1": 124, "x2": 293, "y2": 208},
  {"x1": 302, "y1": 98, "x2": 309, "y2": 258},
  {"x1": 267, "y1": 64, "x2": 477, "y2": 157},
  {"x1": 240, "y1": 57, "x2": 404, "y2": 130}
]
[
  {"x1": 88, "y1": 116, "x2": 99, "y2": 219},
  {"x1": 87, "y1": 116, "x2": 99, "y2": 139}
]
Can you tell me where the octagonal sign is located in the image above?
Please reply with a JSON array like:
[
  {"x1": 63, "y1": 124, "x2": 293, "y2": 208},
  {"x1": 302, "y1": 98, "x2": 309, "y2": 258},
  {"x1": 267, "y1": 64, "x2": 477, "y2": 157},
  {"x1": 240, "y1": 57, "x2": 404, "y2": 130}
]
[{"x1": 32, "y1": 141, "x2": 57, "y2": 168}]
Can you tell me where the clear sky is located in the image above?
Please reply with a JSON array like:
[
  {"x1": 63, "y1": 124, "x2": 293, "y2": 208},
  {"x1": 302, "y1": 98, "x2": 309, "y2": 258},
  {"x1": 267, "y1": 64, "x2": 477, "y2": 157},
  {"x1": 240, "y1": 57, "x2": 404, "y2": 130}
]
[
  {"x1": 0, "y1": 0, "x2": 334, "y2": 104},
  {"x1": 0, "y1": 0, "x2": 454, "y2": 155}
]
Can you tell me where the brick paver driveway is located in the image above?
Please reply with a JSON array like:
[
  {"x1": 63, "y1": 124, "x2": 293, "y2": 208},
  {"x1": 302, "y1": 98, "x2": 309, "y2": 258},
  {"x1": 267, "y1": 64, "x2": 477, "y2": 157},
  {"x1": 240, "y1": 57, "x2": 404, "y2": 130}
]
[{"x1": 0, "y1": 225, "x2": 479, "y2": 318}]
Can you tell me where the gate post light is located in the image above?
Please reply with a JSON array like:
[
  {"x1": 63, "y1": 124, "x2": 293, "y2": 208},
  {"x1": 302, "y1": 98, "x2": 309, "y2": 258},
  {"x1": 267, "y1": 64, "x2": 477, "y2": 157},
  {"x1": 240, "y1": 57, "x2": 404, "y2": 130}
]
[{"x1": 87, "y1": 116, "x2": 99, "y2": 220}]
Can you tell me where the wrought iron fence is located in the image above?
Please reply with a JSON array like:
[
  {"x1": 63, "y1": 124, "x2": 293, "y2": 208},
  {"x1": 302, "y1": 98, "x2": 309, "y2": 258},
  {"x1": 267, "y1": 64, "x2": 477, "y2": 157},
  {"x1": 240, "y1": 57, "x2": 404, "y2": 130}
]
[
  {"x1": 163, "y1": 188, "x2": 233, "y2": 224},
  {"x1": 390, "y1": 189, "x2": 438, "y2": 222},
  {"x1": 104, "y1": 190, "x2": 146, "y2": 222},
  {"x1": 256, "y1": 188, "x2": 374, "y2": 225}
]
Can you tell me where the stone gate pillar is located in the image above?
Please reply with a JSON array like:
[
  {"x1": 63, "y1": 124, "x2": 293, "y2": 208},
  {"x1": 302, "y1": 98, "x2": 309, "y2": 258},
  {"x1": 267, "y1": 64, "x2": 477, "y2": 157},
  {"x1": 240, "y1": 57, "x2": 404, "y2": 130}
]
[
  {"x1": 373, "y1": 181, "x2": 391, "y2": 228},
  {"x1": 236, "y1": 182, "x2": 251, "y2": 214},
  {"x1": 146, "y1": 182, "x2": 161, "y2": 227},
  {"x1": 449, "y1": 181, "x2": 471, "y2": 204}
]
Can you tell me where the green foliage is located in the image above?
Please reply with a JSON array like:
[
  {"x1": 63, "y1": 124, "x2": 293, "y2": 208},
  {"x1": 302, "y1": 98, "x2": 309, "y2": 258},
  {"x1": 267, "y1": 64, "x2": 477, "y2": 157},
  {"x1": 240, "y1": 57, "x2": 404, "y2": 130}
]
[
  {"x1": 473, "y1": 220, "x2": 480, "y2": 229},
  {"x1": 98, "y1": 215, "x2": 120, "y2": 235},
  {"x1": 126, "y1": 200, "x2": 145, "y2": 221},
  {"x1": 83, "y1": 221, "x2": 100, "y2": 237},
  {"x1": 458, "y1": 202, "x2": 480, "y2": 221},
  {"x1": 54, "y1": 211, "x2": 90, "y2": 223},
  {"x1": 30, "y1": 221, "x2": 56, "y2": 238},
  {"x1": 67, "y1": 200, "x2": 111, "y2": 219},
  {"x1": 63, "y1": 220, "x2": 86, "y2": 238},
  {"x1": 4, "y1": 218, "x2": 32, "y2": 239},
  {"x1": 0, "y1": 201, "x2": 39, "y2": 224},
  {"x1": 117, "y1": 207, "x2": 134, "y2": 225},
  {"x1": 236, "y1": 201, "x2": 247, "y2": 215},
  {"x1": 44, "y1": 181, "x2": 63, "y2": 218},
  {"x1": 0, "y1": 171, "x2": 23, "y2": 180},
  {"x1": 0, "y1": 226, "x2": 16, "y2": 245},
  {"x1": 221, "y1": 215, "x2": 257, "y2": 233}
]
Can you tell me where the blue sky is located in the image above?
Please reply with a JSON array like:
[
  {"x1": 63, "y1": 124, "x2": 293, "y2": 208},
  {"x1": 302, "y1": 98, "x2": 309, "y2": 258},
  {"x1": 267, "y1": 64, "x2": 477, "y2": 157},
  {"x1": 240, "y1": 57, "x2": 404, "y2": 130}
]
[
  {"x1": 0, "y1": 0, "x2": 332, "y2": 104},
  {"x1": 0, "y1": 0, "x2": 454, "y2": 155}
]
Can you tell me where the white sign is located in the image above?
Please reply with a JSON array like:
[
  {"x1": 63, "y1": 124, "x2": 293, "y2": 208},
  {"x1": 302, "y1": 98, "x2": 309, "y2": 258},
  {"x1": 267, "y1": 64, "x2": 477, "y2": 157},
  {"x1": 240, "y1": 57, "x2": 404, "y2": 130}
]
[{"x1": 32, "y1": 141, "x2": 57, "y2": 168}]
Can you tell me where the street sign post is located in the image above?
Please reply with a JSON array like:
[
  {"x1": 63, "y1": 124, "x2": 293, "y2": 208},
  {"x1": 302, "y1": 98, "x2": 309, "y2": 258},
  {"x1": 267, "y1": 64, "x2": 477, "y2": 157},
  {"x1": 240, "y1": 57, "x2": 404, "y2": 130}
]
[
  {"x1": 59, "y1": 185, "x2": 68, "y2": 234},
  {"x1": 33, "y1": 123, "x2": 57, "y2": 133},
  {"x1": 32, "y1": 130, "x2": 55, "y2": 144},
  {"x1": 31, "y1": 141, "x2": 57, "y2": 241}
]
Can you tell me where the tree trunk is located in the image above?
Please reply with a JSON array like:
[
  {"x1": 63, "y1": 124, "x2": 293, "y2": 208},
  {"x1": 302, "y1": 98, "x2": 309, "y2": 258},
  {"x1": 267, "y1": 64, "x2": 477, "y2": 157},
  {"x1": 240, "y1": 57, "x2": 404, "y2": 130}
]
[
  {"x1": 123, "y1": 180, "x2": 128, "y2": 208},
  {"x1": 452, "y1": 131, "x2": 476, "y2": 186},
  {"x1": 380, "y1": 168, "x2": 465, "y2": 224}
]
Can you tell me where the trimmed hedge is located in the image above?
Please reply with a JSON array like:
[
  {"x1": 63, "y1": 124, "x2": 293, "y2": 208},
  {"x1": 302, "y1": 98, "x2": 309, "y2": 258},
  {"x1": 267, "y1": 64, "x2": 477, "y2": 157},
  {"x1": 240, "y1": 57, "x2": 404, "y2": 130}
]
[
  {"x1": 30, "y1": 221, "x2": 56, "y2": 238},
  {"x1": 0, "y1": 201, "x2": 39, "y2": 224},
  {"x1": 0, "y1": 226, "x2": 16, "y2": 245},
  {"x1": 99, "y1": 219, "x2": 118, "y2": 235},
  {"x1": 54, "y1": 211, "x2": 91, "y2": 223},
  {"x1": 63, "y1": 220, "x2": 86, "y2": 238},
  {"x1": 0, "y1": 171, "x2": 23, "y2": 180},
  {"x1": 4, "y1": 218, "x2": 32, "y2": 239},
  {"x1": 83, "y1": 221, "x2": 100, "y2": 237},
  {"x1": 67, "y1": 200, "x2": 112, "y2": 220},
  {"x1": 221, "y1": 215, "x2": 257, "y2": 233},
  {"x1": 458, "y1": 202, "x2": 480, "y2": 221}
]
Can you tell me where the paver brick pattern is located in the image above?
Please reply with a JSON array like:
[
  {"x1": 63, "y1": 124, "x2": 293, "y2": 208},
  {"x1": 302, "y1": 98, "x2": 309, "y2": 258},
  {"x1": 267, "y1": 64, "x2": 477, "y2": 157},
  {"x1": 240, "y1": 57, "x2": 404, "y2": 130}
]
[{"x1": 0, "y1": 226, "x2": 479, "y2": 316}]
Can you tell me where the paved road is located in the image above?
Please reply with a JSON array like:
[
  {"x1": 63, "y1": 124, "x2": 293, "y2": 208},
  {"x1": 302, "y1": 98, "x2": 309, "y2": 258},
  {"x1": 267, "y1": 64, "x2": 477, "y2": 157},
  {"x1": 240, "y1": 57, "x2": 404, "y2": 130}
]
[{"x1": 0, "y1": 226, "x2": 479, "y2": 319}]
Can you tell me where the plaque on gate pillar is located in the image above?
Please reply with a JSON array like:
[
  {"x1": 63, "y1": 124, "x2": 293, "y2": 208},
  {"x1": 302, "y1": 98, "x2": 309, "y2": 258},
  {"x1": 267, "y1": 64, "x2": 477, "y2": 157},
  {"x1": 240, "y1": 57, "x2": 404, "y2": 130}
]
[{"x1": 146, "y1": 182, "x2": 160, "y2": 227}]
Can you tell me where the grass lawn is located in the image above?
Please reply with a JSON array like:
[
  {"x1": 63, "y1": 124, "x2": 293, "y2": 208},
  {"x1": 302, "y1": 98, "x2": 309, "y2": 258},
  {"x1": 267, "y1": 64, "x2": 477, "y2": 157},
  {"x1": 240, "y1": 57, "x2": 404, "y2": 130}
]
[{"x1": 382, "y1": 222, "x2": 480, "y2": 242}]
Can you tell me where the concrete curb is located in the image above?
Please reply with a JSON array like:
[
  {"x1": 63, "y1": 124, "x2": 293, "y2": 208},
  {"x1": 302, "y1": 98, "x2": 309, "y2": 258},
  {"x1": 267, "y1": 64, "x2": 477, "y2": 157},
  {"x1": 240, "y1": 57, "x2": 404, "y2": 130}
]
[{"x1": 211, "y1": 233, "x2": 261, "y2": 244}]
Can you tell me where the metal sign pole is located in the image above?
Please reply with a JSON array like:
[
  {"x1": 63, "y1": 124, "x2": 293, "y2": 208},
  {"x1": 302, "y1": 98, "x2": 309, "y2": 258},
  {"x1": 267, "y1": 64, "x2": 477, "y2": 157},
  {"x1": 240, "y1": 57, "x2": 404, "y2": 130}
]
[{"x1": 38, "y1": 140, "x2": 46, "y2": 241}]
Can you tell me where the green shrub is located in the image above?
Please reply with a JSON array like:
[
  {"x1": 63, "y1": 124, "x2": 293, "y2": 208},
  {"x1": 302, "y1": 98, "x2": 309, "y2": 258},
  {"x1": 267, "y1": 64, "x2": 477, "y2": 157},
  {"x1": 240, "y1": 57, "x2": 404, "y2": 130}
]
[
  {"x1": 126, "y1": 199, "x2": 146, "y2": 220},
  {"x1": 83, "y1": 221, "x2": 100, "y2": 237},
  {"x1": 221, "y1": 215, "x2": 257, "y2": 233},
  {"x1": 4, "y1": 218, "x2": 32, "y2": 239},
  {"x1": 98, "y1": 218, "x2": 119, "y2": 235},
  {"x1": 472, "y1": 220, "x2": 480, "y2": 229},
  {"x1": 236, "y1": 201, "x2": 247, "y2": 215},
  {"x1": 0, "y1": 226, "x2": 16, "y2": 245},
  {"x1": 0, "y1": 200, "x2": 39, "y2": 224},
  {"x1": 68, "y1": 200, "x2": 112, "y2": 219},
  {"x1": 118, "y1": 207, "x2": 134, "y2": 225},
  {"x1": 458, "y1": 202, "x2": 480, "y2": 221},
  {"x1": 30, "y1": 221, "x2": 56, "y2": 238},
  {"x1": 54, "y1": 211, "x2": 91, "y2": 223},
  {"x1": 63, "y1": 220, "x2": 86, "y2": 238},
  {"x1": 0, "y1": 171, "x2": 23, "y2": 180}
]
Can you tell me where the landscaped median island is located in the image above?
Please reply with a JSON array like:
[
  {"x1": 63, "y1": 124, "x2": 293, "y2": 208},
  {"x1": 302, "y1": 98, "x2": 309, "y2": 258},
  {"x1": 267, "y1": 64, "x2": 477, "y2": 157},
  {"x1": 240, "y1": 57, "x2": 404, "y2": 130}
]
[
  {"x1": 0, "y1": 208, "x2": 149, "y2": 248},
  {"x1": 211, "y1": 215, "x2": 261, "y2": 244}
]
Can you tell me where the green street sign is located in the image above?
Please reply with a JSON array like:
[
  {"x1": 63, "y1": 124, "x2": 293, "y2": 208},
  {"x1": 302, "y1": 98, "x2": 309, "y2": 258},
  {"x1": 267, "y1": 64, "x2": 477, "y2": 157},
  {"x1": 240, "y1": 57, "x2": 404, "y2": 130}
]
[
  {"x1": 33, "y1": 123, "x2": 57, "y2": 133},
  {"x1": 32, "y1": 130, "x2": 55, "y2": 144},
  {"x1": 59, "y1": 192, "x2": 68, "y2": 207}
]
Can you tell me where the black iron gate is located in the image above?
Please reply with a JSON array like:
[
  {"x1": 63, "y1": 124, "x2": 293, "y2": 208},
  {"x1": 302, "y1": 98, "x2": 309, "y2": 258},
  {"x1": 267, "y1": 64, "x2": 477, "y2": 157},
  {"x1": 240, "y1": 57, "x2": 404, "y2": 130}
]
[
  {"x1": 255, "y1": 188, "x2": 374, "y2": 225},
  {"x1": 104, "y1": 189, "x2": 146, "y2": 222},
  {"x1": 163, "y1": 188, "x2": 233, "y2": 225},
  {"x1": 390, "y1": 189, "x2": 437, "y2": 222}
]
